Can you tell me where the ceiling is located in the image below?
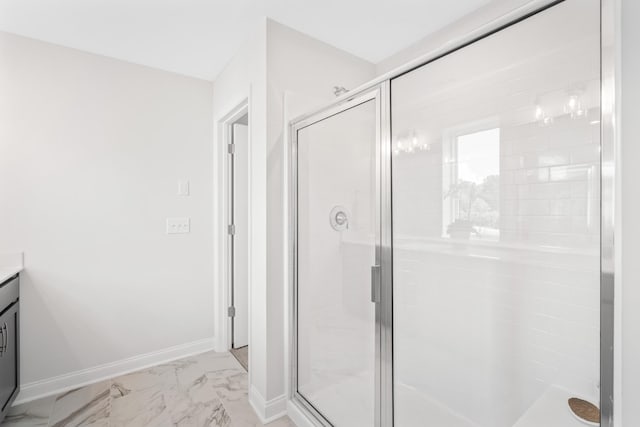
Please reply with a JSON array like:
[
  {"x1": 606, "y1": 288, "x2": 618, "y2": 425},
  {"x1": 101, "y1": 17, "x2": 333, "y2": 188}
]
[{"x1": 0, "y1": 0, "x2": 491, "y2": 81}]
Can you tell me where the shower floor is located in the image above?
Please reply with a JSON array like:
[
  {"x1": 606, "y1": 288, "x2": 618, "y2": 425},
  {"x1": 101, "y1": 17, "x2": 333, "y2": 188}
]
[
  {"x1": 301, "y1": 370, "x2": 373, "y2": 427},
  {"x1": 394, "y1": 383, "x2": 479, "y2": 427}
]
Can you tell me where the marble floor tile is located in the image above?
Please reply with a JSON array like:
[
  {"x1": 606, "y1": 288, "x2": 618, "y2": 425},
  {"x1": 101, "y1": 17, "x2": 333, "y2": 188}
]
[
  {"x1": 210, "y1": 372, "x2": 268, "y2": 427},
  {"x1": 186, "y1": 352, "x2": 245, "y2": 376},
  {"x1": 111, "y1": 363, "x2": 179, "y2": 397},
  {"x1": 171, "y1": 396, "x2": 231, "y2": 427},
  {"x1": 2, "y1": 395, "x2": 55, "y2": 427},
  {"x1": 175, "y1": 358, "x2": 242, "y2": 391},
  {"x1": 49, "y1": 381, "x2": 111, "y2": 427},
  {"x1": 263, "y1": 418, "x2": 297, "y2": 427},
  {"x1": 110, "y1": 383, "x2": 178, "y2": 427},
  {"x1": 0, "y1": 351, "x2": 295, "y2": 427}
]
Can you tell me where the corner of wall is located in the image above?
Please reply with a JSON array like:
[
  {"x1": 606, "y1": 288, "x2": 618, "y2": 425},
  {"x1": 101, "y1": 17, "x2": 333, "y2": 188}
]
[{"x1": 248, "y1": 384, "x2": 287, "y2": 424}]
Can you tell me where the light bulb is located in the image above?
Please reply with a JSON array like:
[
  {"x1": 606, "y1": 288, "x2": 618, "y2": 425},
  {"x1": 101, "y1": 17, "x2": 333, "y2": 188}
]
[
  {"x1": 565, "y1": 93, "x2": 585, "y2": 119},
  {"x1": 535, "y1": 105, "x2": 543, "y2": 120}
]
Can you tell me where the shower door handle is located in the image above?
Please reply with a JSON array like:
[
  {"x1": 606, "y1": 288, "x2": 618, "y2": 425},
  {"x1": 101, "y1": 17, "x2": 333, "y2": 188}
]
[{"x1": 371, "y1": 265, "x2": 381, "y2": 303}]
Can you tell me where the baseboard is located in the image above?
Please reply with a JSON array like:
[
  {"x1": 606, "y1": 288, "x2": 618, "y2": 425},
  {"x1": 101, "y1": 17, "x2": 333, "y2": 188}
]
[
  {"x1": 248, "y1": 385, "x2": 287, "y2": 423},
  {"x1": 213, "y1": 334, "x2": 228, "y2": 353},
  {"x1": 14, "y1": 337, "x2": 216, "y2": 405}
]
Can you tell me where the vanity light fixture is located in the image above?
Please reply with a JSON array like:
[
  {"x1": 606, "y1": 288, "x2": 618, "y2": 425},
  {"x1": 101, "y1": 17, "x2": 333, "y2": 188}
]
[
  {"x1": 535, "y1": 103, "x2": 553, "y2": 126},
  {"x1": 392, "y1": 130, "x2": 430, "y2": 155},
  {"x1": 564, "y1": 91, "x2": 586, "y2": 119}
]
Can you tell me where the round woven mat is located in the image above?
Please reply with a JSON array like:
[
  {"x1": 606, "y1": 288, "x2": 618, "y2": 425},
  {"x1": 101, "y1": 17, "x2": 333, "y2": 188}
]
[{"x1": 568, "y1": 397, "x2": 600, "y2": 424}]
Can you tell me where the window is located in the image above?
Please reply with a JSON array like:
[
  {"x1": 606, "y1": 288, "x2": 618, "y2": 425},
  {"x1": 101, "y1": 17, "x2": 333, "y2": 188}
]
[{"x1": 443, "y1": 127, "x2": 500, "y2": 241}]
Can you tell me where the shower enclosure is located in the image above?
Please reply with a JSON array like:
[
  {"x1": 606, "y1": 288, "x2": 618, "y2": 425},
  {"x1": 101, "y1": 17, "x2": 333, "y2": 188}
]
[{"x1": 290, "y1": 0, "x2": 615, "y2": 426}]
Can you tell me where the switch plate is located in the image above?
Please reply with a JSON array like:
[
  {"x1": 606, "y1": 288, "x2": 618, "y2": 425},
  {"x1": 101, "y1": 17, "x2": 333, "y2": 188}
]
[
  {"x1": 166, "y1": 217, "x2": 190, "y2": 234},
  {"x1": 178, "y1": 180, "x2": 190, "y2": 196}
]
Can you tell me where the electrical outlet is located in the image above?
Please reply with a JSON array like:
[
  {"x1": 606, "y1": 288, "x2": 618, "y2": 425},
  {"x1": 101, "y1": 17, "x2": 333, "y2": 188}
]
[{"x1": 166, "y1": 217, "x2": 190, "y2": 234}]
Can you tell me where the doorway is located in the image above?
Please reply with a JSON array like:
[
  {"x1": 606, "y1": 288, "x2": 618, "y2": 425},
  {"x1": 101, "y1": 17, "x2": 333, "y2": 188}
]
[{"x1": 228, "y1": 112, "x2": 249, "y2": 371}]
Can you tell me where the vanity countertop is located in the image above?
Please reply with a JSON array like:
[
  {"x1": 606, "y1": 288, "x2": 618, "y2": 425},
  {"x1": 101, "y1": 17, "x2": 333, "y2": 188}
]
[
  {"x1": 0, "y1": 268, "x2": 22, "y2": 285},
  {"x1": 0, "y1": 253, "x2": 23, "y2": 285}
]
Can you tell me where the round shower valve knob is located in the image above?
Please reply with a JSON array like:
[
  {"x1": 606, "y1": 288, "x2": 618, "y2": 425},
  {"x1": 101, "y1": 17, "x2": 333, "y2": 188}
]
[{"x1": 330, "y1": 206, "x2": 349, "y2": 231}]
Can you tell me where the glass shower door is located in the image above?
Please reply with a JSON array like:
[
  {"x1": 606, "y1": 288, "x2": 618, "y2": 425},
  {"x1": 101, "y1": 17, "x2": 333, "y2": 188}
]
[
  {"x1": 294, "y1": 94, "x2": 380, "y2": 426},
  {"x1": 391, "y1": 0, "x2": 601, "y2": 426}
]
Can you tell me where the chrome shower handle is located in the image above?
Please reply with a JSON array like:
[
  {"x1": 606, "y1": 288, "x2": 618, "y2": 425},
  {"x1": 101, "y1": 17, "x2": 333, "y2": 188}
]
[
  {"x1": 334, "y1": 211, "x2": 348, "y2": 226},
  {"x1": 0, "y1": 323, "x2": 5, "y2": 356},
  {"x1": 371, "y1": 265, "x2": 381, "y2": 303}
]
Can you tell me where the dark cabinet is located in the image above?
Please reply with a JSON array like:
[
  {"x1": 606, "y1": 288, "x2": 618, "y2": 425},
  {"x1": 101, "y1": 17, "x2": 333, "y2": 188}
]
[{"x1": 0, "y1": 276, "x2": 19, "y2": 423}]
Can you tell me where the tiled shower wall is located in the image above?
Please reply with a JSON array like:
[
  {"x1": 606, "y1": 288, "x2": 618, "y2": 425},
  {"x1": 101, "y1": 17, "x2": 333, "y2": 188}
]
[
  {"x1": 501, "y1": 110, "x2": 600, "y2": 247},
  {"x1": 392, "y1": 0, "x2": 601, "y2": 422},
  {"x1": 392, "y1": 111, "x2": 601, "y2": 425}
]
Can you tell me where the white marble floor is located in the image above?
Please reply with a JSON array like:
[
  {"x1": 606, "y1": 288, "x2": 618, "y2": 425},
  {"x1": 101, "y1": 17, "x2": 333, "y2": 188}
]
[{"x1": 2, "y1": 351, "x2": 295, "y2": 427}]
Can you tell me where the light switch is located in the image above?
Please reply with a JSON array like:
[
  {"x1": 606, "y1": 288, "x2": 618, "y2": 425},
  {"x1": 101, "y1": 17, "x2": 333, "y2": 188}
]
[
  {"x1": 178, "y1": 180, "x2": 190, "y2": 196},
  {"x1": 166, "y1": 217, "x2": 190, "y2": 234}
]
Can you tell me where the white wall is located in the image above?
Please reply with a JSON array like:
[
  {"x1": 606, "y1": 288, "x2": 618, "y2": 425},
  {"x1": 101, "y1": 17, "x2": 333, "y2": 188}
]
[
  {"x1": 0, "y1": 32, "x2": 215, "y2": 397},
  {"x1": 621, "y1": 0, "x2": 639, "y2": 425}
]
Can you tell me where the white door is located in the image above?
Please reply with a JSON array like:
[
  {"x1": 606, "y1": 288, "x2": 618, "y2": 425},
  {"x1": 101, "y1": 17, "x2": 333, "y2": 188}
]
[{"x1": 232, "y1": 123, "x2": 249, "y2": 348}]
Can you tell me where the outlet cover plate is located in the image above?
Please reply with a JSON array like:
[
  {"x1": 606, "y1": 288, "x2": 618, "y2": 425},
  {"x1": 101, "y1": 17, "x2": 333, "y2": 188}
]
[{"x1": 166, "y1": 217, "x2": 190, "y2": 234}]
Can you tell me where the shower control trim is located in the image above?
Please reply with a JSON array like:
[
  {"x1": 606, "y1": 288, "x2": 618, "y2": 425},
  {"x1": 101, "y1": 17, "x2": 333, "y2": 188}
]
[
  {"x1": 371, "y1": 265, "x2": 381, "y2": 303},
  {"x1": 329, "y1": 206, "x2": 349, "y2": 231}
]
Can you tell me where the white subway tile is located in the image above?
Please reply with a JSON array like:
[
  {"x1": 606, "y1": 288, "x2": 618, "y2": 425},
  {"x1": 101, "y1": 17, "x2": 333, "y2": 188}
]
[{"x1": 550, "y1": 164, "x2": 591, "y2": 181}]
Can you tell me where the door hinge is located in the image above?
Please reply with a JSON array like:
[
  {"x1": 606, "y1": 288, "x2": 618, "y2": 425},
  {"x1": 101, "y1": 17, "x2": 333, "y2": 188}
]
[
  {"x1": 228, "y1": 306, "x2": 236, "y2": 317},
  {"x1": 228, "y1": 143, "x2": 235, "y2": 154},
  {"x1": 228, "y1": 224, "x2": 236, "y2": 235}
]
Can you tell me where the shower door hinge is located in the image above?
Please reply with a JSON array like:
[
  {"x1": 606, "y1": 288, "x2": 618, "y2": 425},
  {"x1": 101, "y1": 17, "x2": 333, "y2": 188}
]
[
  {"x1": 228, "y1": 224, "x2": 236, "y2": 235},
  {"x1": 227, "y1": 143, "x2": 235, "y2": 155},
  {"x1": 228, "y1": 306, "x2": 236, "y2": 317}
]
